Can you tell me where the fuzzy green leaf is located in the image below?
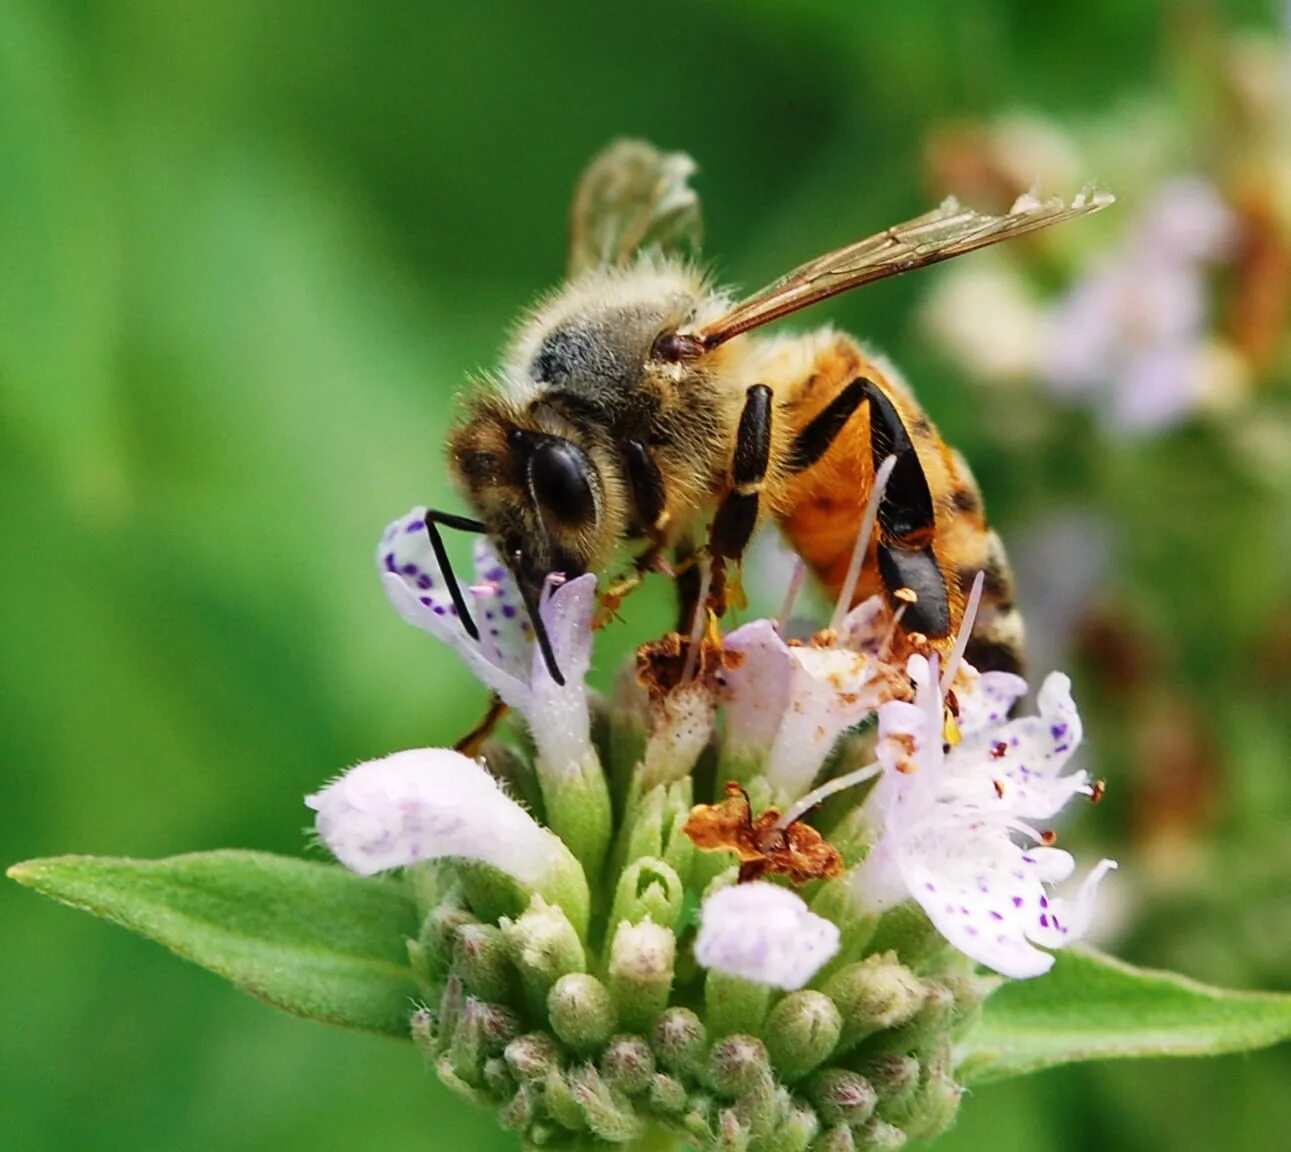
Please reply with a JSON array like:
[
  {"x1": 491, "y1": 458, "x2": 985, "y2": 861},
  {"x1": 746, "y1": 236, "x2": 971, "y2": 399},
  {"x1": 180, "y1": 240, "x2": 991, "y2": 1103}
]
[
  {"x1": 9, "y1": 850, "x2": 419, "y2": 1037},
  {"x1": 959, "y1": 946, "x2": 1291, "y2": 1084}
]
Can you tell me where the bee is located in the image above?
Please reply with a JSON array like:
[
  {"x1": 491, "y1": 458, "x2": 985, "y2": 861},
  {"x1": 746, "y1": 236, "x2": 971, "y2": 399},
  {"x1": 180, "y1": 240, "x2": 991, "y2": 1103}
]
[{"x1": 437, "y1": 140, "x2": 1111, "y2": 683}]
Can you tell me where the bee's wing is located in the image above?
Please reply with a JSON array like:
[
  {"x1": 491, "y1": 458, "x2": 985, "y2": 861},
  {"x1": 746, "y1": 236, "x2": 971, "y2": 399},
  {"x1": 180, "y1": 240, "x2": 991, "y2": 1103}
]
[
  {"x1": 693, "y1": 189, "x2": 1115, "y2": 348},
  {"x1": 567, "y1": 139, "x2": 703, "y2": 278}
]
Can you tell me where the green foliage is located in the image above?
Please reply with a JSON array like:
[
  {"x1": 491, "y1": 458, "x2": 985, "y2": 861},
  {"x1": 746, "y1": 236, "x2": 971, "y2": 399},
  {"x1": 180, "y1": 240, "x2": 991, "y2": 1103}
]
[
  {"x1": 8, "y1": 852, "x2": 419, "y2": 1037},
  {"x1": 962, "y1": 948, "x2": 1291, "y2": 1084}
]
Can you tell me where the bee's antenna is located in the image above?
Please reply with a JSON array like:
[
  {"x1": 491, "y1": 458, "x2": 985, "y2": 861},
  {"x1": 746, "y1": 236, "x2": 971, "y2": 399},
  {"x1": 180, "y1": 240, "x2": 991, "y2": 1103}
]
[
  {"x1": 424, "y1": 509, "x2": 486, "y2": 640},
  {"x1": 519, "y1": 576, "x2": 566, "y2": 687}
]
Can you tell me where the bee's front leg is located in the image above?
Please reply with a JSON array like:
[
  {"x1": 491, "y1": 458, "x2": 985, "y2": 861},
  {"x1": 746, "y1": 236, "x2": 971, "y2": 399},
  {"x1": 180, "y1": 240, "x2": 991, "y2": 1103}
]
[{"x1": 707, "y1": 382, "x2": 773, "y2": 583}]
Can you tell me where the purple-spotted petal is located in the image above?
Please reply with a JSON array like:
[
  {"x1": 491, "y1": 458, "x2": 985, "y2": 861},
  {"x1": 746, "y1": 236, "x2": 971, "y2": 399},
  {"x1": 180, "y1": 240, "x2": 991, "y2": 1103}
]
[
  {"x1": 307, "y1": 747, "x2": 568, "y2": 884},
  {"x1": 695, "y1": 882, "x2": 840, "y2": 991}
]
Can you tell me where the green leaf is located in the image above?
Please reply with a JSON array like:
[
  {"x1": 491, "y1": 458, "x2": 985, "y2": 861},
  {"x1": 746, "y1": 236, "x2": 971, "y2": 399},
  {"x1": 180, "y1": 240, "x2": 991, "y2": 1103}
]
[
  {"x1": 959, "y1": 946, "x2": 1291, "y2": 1084},
  {"x1": 9, "y1": 850, "x2": 420, "y2": 1038}
]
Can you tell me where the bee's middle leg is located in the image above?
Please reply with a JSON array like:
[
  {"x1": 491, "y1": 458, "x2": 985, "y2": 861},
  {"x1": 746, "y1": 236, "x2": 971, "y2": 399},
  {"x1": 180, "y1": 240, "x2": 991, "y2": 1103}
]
[{"x1": 709, "y1": 384, "x2": 773, "y2": 566}]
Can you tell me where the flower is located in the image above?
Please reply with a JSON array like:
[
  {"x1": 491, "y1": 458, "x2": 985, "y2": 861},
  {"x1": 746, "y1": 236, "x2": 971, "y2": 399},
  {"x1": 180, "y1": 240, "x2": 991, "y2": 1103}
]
[
  {"x1": 694, "y1": 881, "x2": 841, "y2": 991},
  {"x1": 718, "y1": 599, "x2": 897, "y2": 802},
  {"x1": 307, "y1": 747, "x2": 588, "y2": 928},
  {"x1": 378, "y1": 507, "x2": 597, "y2": 777},
  {"x1": 850, "y1": 654, "x2": 1116, "y2": 978}
]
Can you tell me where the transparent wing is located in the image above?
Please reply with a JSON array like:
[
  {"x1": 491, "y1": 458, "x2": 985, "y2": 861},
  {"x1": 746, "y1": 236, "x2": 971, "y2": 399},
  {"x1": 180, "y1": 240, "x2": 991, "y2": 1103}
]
[
  {"x1": 693, "y1": 188, "x2": 1115, "y2": 348},
  {"x1": 567, "y1": 139, "x2": 703, "y2": 277}
]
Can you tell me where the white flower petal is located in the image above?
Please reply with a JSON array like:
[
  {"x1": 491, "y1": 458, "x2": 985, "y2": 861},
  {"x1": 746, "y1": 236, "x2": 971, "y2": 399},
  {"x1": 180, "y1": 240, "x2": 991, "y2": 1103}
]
[
  {"x1": 307, "y1": 747, "x2": 566, "y2": 884},
  {"x1": 525, "y1": 573, "x2": 597, "y2": 775},
  {"x1": 954, "y1": 668, "x2": 1029, "y2": 736},
  {"x1": 764, "y1": 646, "x2": 884, "y2": 800},
  {"x1": 696, "y1": 882, "x2": 840, "y2": 992},
  {"x1": 719, "y1": 620, "x2": 794, "y2": 760}
]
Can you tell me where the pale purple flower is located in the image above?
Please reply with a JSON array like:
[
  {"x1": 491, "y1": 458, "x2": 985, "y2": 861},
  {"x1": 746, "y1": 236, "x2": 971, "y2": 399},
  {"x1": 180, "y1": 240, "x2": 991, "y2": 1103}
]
[
  {"x1": 696, "y1": 881, "x2": 840, "y2": 991},
  {"x1": 307, "y1": 747, "x2": 573, "y2": 885},
  {"x1": 852, "y1": 655, "x2": 1115, "y2": 979},
  {"x1": 719, "y1": 602, "x2": 892, "y2": 802},
  {"x1": 377, "y1": 507, "x2": 596, "y2": 775},
  {"x1": 1044, "y1": 177, "x2": 1235, "y2": 433}
]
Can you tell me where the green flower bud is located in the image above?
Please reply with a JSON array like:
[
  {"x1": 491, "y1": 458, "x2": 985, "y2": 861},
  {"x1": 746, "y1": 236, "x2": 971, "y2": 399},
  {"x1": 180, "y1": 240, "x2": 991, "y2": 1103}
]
[
  {"x1": 856, "y1": 1054, "x2": 920, "y2": 1118},
  {"x1": 865, "y1": 982, "x2": 956, "y2": 1060},
  {"x1": 771, "y1": 1098, "x2": 821, "y2": 1152},
  {"x1": 503, "y1": 1031, "x2": 561, "y2": 1083},
  {"x1": 453, "y1": 922, "x2": 515, "y2": 1003},
  {"x1": 482, "y1": 1055, "x2": 514, "y2": 1097},
  {"x1": 498, "y1": 1082, "x2": 538, "y2": 1132},
  {"x1": 899, "y1": 1038, "x2": 963, "y2": 1142},
  {"x1": 714, "y1": 1107, "x2": 752, "y2": 1152},
  {"x1": 568, "y1": 1065, "x2": 644, "y2": 1143},
  {"x1": 479, "y1": 739, "x2": 545, "y2": 819},
  {"x1": 764, "y1": 990, "x2": 843, "y2": 1081},
  {"x1": 434, "y1": 1052, "x2": 495, "y2": 1107},
  {"x1": 855, "y1": 1117, "x2": 907, "y2": 1151},
  {"x1": 600, "y1": 1034, "x2": 657, "y2": 1095},
  {"x1": 705, "y1": 971, "x2": 771, "y2": 1039},
  {"x1": 450, "y1": 999, "x2": 519, "y2": 1085},
  {"x1": 544, "y1": 1066, "x2": 588, "y2": 1133},
  {"x1": 436, "y1": 974, "x2": 467, "y2": 1054},
  {"x1": 652, "y1": 1006, "x2": 708, "y2": 1077},
  {"x1": 608, "y1": 918, "x2": 676, "y2": 1032},
  {"x1": 646, "y1": 1072, "x2": 688, "y2": 1114},
  {"x1": 610, "y1": 857, "x2": 685, "y2": 929},
  {"x1": 501, "y1": 895, "x2": 587, "y2": 1016},
  {"x1": 808, "y1": 1068, "x2": 878, "y2": 1127},
  {"x1": 816, "y1": 1123, "x2": 857, "y2": 1152},
  {"x1": 822, "y1": 952, "x2": 925, "y2": 1053},
  {"x1": 709, "y1": 1034, "x2": 772, "y2": 1098},
  {"x1": 548, "y1": 973, "x2": 617, "y2": 1054},
  {"x1": 683, "y1": 1091, "x2": 718, "y2": 1144}
]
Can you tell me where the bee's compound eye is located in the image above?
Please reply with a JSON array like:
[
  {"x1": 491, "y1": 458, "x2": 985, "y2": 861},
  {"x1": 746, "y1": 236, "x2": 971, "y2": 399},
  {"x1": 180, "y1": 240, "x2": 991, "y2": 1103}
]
[{"x1": 528, "y1": 439, "x2": 597, "y2": 528}]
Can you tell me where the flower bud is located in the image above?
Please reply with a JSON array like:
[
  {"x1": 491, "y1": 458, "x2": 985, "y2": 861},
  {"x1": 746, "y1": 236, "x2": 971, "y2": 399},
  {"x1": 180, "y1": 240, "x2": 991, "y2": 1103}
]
[
  {"x1": 415, "y1": 900, "x2": 479, "y2": 982},
  {"x1": 856, "y1": 1054, "x2": 920, "y2": 1116},
  {"x1": 410, "y1": 1007, "x2": 437, "y2": 1058},
  {"x1": 683, "y1": 1091, "x2": 718, "y2": 1144},
  {"x1": 822, "y1": 951, "x2": 925, "y2": 1053},
  {"x1": 867, "y1": 981, "x2": 956, "y2": 1058},
  {"x1": 646, "y1": 1072, "x2": 688, "y2": 1114},
  {"x1": 608, "y1": 918, "x2": 676, "y2": 1031},
  {"x1": 610, "y1": 857, "x2": 685, "y2": 929},
  {"x1": 808, "y1": 1068, "x2": 878, "y2": 1127},
  {"x1": 434, "y1": 1052, "x2": 493, "y2": 1107},
  {"x1": 501, "y1": 895, "x2": 586, "y2": 1015},
  {"x1": 600, "y1": 1034, "x2": 656, "y2": 1095},
  {"x1": 709, "y1": 1035, "x2": 773, "y2": 1098},
  {"x1": 503, "y1": 1031, "x2": 561, "y2": 1083},
  {"x1": 816, "y1": 1124, "x2": 857, "y2": 1152},
  {"x1": 568, "y1": 1065, "x2": 644, "y2": 1143},
  {"x1": 544, "y1": 1067, "x2": 588, "y2": 1133},
  {"x1": 498, "y1": 1082, "x2": 538, "y2": 1132},
  {"x1": 773, "y1": 1099, "x2": 822, "y2": 1152},
  {"x1": 855, "y1": 1117, "x2": 907, "y2": 1151},
  {"x1": 714, "y1": 1107, "x2": 752, "y2": 1152},
  {"x1": 450, "y1": 999, "x2": 519, "y2": 1085},
  {"x1": 899, "y1": 1039, "x2": 963, "y2": 1141},
  {"x1": 548, "y1": 973, "x2": 617, "y2": 1054},
  {"x1": 482, "y1": 1056, "x2": 513, "y2": 1097},
  {"x1": 652, "y1": 1006, "x2": 708, "y2": 1077},
  {"x1": 764, "y1": 990, "x2": 843, "y2": 1081},
  {"x1": 453, "y1": 923, "x2": 515, "y2": 1003}
]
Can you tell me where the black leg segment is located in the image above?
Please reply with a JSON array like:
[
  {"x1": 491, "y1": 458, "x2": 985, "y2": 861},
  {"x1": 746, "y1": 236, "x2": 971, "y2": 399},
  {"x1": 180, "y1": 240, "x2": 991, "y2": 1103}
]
[
  {"x1": 858, "y1": 379, "x2": 936, "y2": 545},
  {"x1": 877, "y1": 543, "x2": 952, "y2": 638},
  {"x1": 424, "y1": 508, "x2": 485, "y2": 640},
  {"x1": 786, "y1": 376, "x2": 867, "y2": 473},
  {"x1": 710, "y1": 491, "x2": 760, "y2": 560},
  {"x1": 732, "y1": 384, "x2": 773, "y2": 490}
]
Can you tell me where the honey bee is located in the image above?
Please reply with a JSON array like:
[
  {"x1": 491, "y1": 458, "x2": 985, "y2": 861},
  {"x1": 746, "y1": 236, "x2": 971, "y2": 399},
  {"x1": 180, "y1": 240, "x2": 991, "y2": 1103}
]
[{"x1": 438, "y1": 140, "x2": 1112, "y2": 683}]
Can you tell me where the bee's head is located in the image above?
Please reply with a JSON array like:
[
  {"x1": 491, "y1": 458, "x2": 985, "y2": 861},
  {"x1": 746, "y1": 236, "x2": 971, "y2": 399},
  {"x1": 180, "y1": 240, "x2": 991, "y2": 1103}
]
[{"x1": 448, "y1": 401, "x2": 616, "y2": 610}]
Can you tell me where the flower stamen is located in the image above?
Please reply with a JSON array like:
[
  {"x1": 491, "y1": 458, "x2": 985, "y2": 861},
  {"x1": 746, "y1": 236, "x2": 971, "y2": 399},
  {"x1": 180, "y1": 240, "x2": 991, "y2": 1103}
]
[
  {"x1": 774, "y1": 759, "x2": 884, "y2": 831},
  {"x1": 940, "y1": 569, "x2": 986, "y2": 692},
  {"x1": 682, "y1": 556, "x2": 714, "y2": 683},
  {"x1": 829, "y1": 454, "x2": 898, "y2": 634},
  {"x1": 775, "y1": 555, "x2": 807, "y2": 636}
]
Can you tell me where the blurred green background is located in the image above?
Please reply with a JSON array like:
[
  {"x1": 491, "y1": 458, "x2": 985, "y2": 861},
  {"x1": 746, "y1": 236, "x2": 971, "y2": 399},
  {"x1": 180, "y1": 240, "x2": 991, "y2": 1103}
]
[{"x1": 5, "y1": 2, "x2": 1290, "y2": 1150}]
